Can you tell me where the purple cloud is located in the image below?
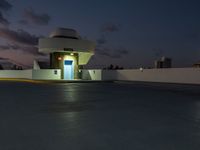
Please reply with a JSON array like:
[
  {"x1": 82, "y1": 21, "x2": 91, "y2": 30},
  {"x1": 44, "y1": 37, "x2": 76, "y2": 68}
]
[
  {"x1": 0, "y1": 28, "x2": 38, "y2": 45},
  {"x1": 0, "y1": 0, "x2": 12, "y2": 11},
  {"x1": 22, "y1": 8, "x2": 51, "y2": 26},
  {"x1": 101, "y1": 23, "x2": 121, "y2": 33}
]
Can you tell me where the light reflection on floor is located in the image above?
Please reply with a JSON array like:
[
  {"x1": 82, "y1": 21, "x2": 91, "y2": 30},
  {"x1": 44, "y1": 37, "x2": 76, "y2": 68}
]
[{"x1": 0, "y1": 81, "x2": 200, "y2": 150}]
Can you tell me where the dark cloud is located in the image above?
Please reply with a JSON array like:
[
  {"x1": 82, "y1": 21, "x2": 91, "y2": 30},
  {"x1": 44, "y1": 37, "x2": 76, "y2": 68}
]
[
  {"x1": 0, "y1": 44, "x2": 9, "y2": 49},
  {"x1": 96, "y1": 47, "x2": 129, "y2": 59},
  {"x1": 0, "y1": 28, "x2": 38, "y2": 45},
  {"x1": 0, "y1": 43, "x2": 45, "y2": 56},
  {"x1": 0, "y1": 56, "x2": 8, "y2": 60},
  {"x1": 96, "y1": 24, "x2": 120, "y2": 47},
  {"x1": 97, "y1": 35, "x2": 107, "y2": 45},
  {"x1": 0, "y1": 0, "x2": 12, "y2": 26},
  {"x1": 101, "y1": 23, "x2": 121, "y2": 33},
  {"x1": 0, "y1": 0, "x2": 12, "y2": 11},
  {"x1": 96, "y1": 47, "x2": 110, "y2": 57},
  {"x1": 96, "y1": 23, "x2": 127, "y2": 58},
  {"x1": 0, "y1": 56, "x2": 31, "y2": 68},
  {"x1": 116, "y1": 49, "x2": 129, "y2": 55},
  {"x1": 22, "y1": 8, "x2": 51, "y2": 26},
  {"x1": 19, "y1": 45, "x2": 45, "y2": 56},
  {"x1": 0, "y1": 27, "x2": 45, "y2": 56},
  {"x1": 8, "y1": 44, "x2": 21, "y2": 50},
  {"x1": 18, "y1": 19, "x2": 28, "y2": 25},
  {"x1": 0, "y1": 11, "x2": 9, "y2": 25}
]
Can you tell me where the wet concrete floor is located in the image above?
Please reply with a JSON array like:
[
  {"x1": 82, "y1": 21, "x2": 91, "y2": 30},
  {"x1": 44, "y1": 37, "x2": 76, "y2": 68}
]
[{"x1": 0, "y1": 81, "x2": 200, "y2": 150}]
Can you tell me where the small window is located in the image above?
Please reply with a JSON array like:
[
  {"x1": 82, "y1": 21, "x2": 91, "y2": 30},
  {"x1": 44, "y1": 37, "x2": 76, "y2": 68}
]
[{"x1": 54, "y1": 70, "x2": 57, "y2": 75}]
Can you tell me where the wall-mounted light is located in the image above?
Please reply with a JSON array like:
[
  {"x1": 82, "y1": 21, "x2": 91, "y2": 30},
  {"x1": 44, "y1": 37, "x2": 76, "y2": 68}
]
[
  {"x1": 58, "y1": 57, "x2": 62, "y2": 60},
  {"x1": 140, "y1": 67, "x2": 143, "y2": 72},
  {"x1": 70, "y1": 53, "x2": 74, "y2": 56}
]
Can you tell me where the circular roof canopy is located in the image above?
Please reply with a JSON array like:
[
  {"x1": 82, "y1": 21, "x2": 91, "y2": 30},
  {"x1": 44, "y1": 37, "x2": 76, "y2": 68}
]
[{"x1": 49, "y1": 28, "x2": 80, "y2": 39}]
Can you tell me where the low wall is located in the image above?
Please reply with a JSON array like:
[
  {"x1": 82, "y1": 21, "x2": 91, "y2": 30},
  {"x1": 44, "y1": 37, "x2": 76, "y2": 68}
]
[
  {"x1": 82, "y1": 70, "x2": 102, "y2": 80},
  {"x1": 0, "y1": 70, "x2": 32, "y2": 79},
  {"x1": 0, "y1": 69, "x2": 61, "y2": 80},
  {"x1": 1, "y1": 68, "x2": 200, "y2": 84},
  {"x1": 32, "y1": 69, "x2": 61, "y2": 80},
  {"x1": 83, "y1": 68, "x2": 200, "y2": 84},
  {"x1": 102, "y1": 70, "x2": 118, "y2": 80},
  {"x1": 115, "y1": 68, "x2": 200, "y2": 84}
]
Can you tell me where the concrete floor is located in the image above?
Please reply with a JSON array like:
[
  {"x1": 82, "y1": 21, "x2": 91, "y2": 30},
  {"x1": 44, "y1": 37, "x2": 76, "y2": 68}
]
[{"x1": 0, "y1": 81, "x2": 200, "y2": 150}]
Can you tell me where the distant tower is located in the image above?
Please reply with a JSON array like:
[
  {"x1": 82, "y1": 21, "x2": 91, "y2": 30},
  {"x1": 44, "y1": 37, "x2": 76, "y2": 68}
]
[{"x1": 155, "y1": 56, "x2": 172, "y2": 68}]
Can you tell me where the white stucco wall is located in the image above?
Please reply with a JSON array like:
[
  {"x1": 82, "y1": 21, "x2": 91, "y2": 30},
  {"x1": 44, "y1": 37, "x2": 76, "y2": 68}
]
[
  {"x1": 39, "y1": 38, "x2": 95, "y2": 53},
  {"x1": 82, "y1": 69, "x2": 102, "y2": 80},
  {"x1": 0, "y1": 69, "x2": 61, "y2": 80},
  {"x1": 32, "y1": 69, "x2": 61, "y2": 80},
  {"x1": 83, "y1": 68, "x2": 200, "y2": 84},
  {"x1": 102, "y1": 70, "x2": 118, "y2": 80},
  {"x1": 0, "y1": 70, "x2": 32, "y2": 79},
  {"x1": 115, "y1": 68, "x2": 200, "y2": 84},
  {"x1": 1, "y1": 68, "x2": 200, "y2": 84}
]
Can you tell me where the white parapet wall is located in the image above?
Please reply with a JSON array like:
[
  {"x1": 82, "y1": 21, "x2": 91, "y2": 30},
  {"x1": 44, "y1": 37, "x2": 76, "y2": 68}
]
[
  {"x1": 1, "y1": 68, "x2": 200, "y2": 84},
  {"x1": 0, "y1": 70, "x2": 32, "y2": 79},
  {"x1": 102, "y1": 70, "x2": 118, "y2": 80},
  {"x1": 114, "y1": 68, "x2": 200, "y2": 84},
  {"x1": 83, "y1": 68, "x2": 200, "y2": 84},
  {"x1": 0, "y1": 69, "x2": 61, "y2": 80},
  {"x1": 82, "y1": 69, "x2": 102, "y2": 80},
  {"x1": 32, "y1": 69, "x2": 61, "y2": 80}
]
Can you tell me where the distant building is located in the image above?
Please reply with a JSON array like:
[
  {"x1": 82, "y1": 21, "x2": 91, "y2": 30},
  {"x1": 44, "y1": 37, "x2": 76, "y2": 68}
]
[
  {"x1": 155, "y1": 56, "x2": 172, "y2": 68},
  {"x1": 192, "y1": 61, "x2": 200, "y2": 68}
]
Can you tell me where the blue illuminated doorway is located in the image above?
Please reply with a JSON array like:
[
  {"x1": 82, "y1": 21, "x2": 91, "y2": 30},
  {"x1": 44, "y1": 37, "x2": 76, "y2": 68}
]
[{"x1": 64, "y1": 60, "x2": 74, "y2": 80}]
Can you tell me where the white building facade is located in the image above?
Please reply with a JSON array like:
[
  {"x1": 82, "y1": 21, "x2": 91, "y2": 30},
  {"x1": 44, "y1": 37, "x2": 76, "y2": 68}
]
[{"x1": 38, "y1": 28, "x2": 95, "y2": 80}]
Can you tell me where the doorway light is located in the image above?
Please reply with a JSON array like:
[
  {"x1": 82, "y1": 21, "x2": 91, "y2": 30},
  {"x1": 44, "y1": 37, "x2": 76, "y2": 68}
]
[{"x1": 58, "y1": 57, "x2": 62, "y2": 60}]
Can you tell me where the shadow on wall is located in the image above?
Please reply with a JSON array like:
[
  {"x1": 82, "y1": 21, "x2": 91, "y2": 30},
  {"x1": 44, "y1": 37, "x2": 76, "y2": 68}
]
[
  {"x1": 81, "y1": 70, "x2": 102, "y2": 80},
  {"x1": 81, "y1": 70, "x2": 92, "y2": 80},
  {"x1": 102, "y1": 70, "x2": 118, "y2": 80}
]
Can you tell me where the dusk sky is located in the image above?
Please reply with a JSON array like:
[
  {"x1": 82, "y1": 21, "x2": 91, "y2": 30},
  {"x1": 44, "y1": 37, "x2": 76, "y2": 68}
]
[{"x1": 0, "y1": 0, "x2": 200, "y2": 68}]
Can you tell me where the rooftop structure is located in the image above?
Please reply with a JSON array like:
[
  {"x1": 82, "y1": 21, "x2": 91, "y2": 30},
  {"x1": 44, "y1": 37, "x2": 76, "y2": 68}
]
[{"x1": 39, "y1": 28, "x2": 95, "y2": 80}]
